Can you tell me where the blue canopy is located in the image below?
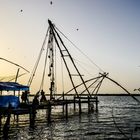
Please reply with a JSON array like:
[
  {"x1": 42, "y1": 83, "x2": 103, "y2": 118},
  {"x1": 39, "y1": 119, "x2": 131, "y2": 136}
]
[
  {"x1": 0, "y1": 95, "x2": 20, "y2": 108},
  {"x1": 0, "y1": 82, "x2": 29, "y2": 91}
]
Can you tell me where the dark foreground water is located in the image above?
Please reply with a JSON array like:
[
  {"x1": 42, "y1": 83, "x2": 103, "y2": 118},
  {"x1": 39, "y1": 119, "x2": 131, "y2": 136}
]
[{"x1": 1, "y1": 96, "x2": 140, "y2": 140}]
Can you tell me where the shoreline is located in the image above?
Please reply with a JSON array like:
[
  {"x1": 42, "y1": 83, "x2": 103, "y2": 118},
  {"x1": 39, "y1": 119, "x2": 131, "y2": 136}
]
[{"x1": 28, "y1": 93, "x2": 140, "y2": 96}]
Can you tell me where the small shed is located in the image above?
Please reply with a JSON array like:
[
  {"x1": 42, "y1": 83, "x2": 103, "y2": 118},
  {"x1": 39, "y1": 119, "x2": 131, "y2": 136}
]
[{"x1": 0, "y1": 82, "x2": 29, "y2": 108}]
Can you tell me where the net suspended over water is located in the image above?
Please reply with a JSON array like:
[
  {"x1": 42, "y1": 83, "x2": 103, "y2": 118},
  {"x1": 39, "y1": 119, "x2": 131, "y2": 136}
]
[{"x1": 27, "y1": 19, "x2": 140, "y2": 104}]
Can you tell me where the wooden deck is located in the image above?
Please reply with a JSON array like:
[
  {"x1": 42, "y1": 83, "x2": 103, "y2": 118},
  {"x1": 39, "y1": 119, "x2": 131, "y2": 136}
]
[{"x1": 0, "y1": 96, "x2": 99, "y2": 130}]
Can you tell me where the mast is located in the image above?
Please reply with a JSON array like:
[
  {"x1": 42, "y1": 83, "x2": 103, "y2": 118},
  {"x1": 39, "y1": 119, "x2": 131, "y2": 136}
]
[
  {"x1": 48, "y1": 19, "x2": 91, "y2": 97},
  {"x1": 48, "y1": 29, "x2": 55, "y2": 100}
]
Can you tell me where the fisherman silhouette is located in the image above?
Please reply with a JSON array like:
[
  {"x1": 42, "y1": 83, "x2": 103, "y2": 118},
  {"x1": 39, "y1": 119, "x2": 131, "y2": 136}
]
[
  {"x1": 40, "y1": 90, "x2": 47, "y2": 103},
  {"x1": 32, "y1": 94, "x2": 39, "y2": 106},
  {"x1": 21, "y1": 90, "x2": 29, "y2": 103},
  {"x1": 30, "y1": 94, "x2": 39, "y2": 128}
]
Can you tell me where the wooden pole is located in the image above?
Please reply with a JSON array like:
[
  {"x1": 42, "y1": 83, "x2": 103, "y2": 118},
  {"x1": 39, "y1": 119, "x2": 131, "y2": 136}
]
[
  {"x1": 74, "y1": 96, "x2": 76, "y2": 111},
  {"x1": 62, "y1": 93, "x2": 65, "y2": 113},
  {"x1": 95, "y1": 96, "x2": 98, "y2": 112},
  {"x1": 29, "y1": 106, "x2": 36, "y2": 128},
  {"x1": 29, "y1": 99, "x2": 38, "y2": 128},
  {"x1": 16, "y1": 115, "x2": 19, "y2": 123},
  {"x1": 0, "y1": 114, "x2": 2, "y2": 131},
  {"x1": 3, "y1": 104, "x2": 11, "y2": 139},
  {"x1": 47, "y1": 101, "x2": 51, "y2": 123},
  {"x1": 88, "y1": 96, "x2": 90, "y2": 113},
  {"x1": 79, "y1": 98, "x2": 81, "y2": 115},
  {"x1": 29, "y1": 107, "x2": 32, "y2": 127},
  {"x1": 65, "y1": 99, "x2": 68, "y2": 120}
]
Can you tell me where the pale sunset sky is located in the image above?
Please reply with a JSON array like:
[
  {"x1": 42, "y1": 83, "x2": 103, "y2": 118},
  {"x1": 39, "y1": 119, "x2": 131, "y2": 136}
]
[{"x1": 0, "y1": 0, "x2": 140, "y2": 94}]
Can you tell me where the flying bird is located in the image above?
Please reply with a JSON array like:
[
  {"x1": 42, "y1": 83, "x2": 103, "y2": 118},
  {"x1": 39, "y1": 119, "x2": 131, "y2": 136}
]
[
  {"x1": 50, "y1": 1, "x2": 53, "y2": 5},
  {"x1": 134, "y1": 88, "x2": 140, "y2": 92},
  {"x1": 134, "y1": 89, "x2": 137, "y2": 91},
  {"x1": 20, "y1": 9, "x2": 23, "y2": 12}
]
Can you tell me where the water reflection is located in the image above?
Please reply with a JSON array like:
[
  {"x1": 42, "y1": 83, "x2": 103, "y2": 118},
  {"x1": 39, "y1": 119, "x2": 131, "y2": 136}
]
[{"x1": 1, "y1": 96, "x2": 140, "y2": 139}]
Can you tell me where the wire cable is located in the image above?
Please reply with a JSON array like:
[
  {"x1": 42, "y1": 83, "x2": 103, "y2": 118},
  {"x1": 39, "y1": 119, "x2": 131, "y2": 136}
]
[{"x1": 55, "y1": 26, "x2": 104, "y2": 73}]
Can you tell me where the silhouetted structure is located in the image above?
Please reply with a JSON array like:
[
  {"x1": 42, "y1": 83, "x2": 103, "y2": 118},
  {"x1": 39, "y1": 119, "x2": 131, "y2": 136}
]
[
  {"x1": 40, "y1": 90, "x2": 47, "y2": 103},
  {"x1": 3, "y1": 104, "x2": 12, "y2": 139},
  {"x1": 21, "y1": 91, "x2": 29, "y2": 103}
]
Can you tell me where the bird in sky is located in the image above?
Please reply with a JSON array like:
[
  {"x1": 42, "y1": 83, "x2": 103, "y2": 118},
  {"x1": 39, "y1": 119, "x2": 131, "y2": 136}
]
[
  {"x1": 50, "y1": 1, "x2": 53, "y2": 5},
  {"x1": 134, "y1": 88, "x2": 140, "y2": 92},
  {"x1": 20, "y1": 9, "x2": 23, "y2": 12}
]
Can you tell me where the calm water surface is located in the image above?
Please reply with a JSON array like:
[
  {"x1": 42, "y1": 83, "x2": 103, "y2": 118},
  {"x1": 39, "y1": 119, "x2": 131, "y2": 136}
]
[{"x1": 1, "y1": 96, "x2": 140, "y2": 140}]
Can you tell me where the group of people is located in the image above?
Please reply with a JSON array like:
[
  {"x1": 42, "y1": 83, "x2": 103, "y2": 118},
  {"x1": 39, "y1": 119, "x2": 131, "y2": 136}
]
[{"x1": 21, "y1": 90, "x2": 47, "y2": 104}]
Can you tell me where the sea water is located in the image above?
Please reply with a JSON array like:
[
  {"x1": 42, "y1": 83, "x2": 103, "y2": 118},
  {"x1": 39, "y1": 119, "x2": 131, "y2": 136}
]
[{"x1": 1, "y1": 96, "x2": 140, "y2": 140}]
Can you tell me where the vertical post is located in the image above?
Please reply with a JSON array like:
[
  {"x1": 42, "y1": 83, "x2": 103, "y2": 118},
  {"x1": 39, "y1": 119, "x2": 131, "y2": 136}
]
[
  {"x1": 3, "y1": 104, "x2": 11, "y2": 139},
  {"x1": 74, "y1": 96, "x2": 76, "y2": 111},
  {"x1": 29, "y1": 97, "x2": 38, "y2": 128},
  {"x1": 47, "y1": 101, "x2": 51, "y2": 123},
  {"x1": 62, "y1": 92, "x2": 65, "y2": 113},
  {"x1": 29, "y1": 107, "x2": 32, "y2": 127},
  {"x1": 65, "y1": 99, "x2": 68, "y2": 120},
  {"x1": 88, "y1": 96, "x2": 90, "y2": 113},
  {"x1": 16, "y1": 115, "x2": 19, "y2": 123},
  {"x1": 15, "y1": 68, "x2": 20, "y2": 83},
  {"x1": 79, "y1": 98, "x2": 81, "y2": 115},
  {"x1": 14, "y1": 68, "x2": 20, "y2": 96},
  {"x1": 18, "y1": 91, "x2": 20, "y2": 97},
  {"x1": 95, "y1": 96, "x2": 98, "y2": 112},
  {"x1": 29, "y1": 106, "x2": 36, "y2": 128},
  {"x1": 0, "y1": 114, "x2": 2, "y2": 131}
]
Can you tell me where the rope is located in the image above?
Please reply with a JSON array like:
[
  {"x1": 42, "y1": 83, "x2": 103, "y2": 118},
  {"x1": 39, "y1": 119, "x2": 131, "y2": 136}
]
[
  {"x1": 55, "y1": 26, "x2": 104, "y2": 73},
  {"x1": 61, "y1": 55, "x2": 64, "y2": 93},
  {"x1": 39, "y1": 42, "x2": 49, "y2": 91},
  {"x1": 0, "y1": 57, "x2": 29, "y2": 73},
  {"x1": 56, "y1": 75, "x2": 103, "y2": 100},
  {"x1": 53, "y1": 24, "x2": 91, "y2": 96},
  {"x1": 79, "y1": 78, "x2": 100, "y2": 96},
  {"x1": 73, "y1": 58, "x2": 94, "y2": 77},
  {"x1": 54, "y1": 43, "x2": 57, "y2": 95},
  {"x1": 27, "y1": 27, "x2": 49, "y2": 87},
  {"x1": 105, "y1": 76, "x2": 140, "y2": 104}
]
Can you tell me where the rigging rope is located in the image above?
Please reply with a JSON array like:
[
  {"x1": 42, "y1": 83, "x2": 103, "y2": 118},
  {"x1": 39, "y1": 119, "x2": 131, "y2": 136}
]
[
  {"x1": 27, "y1": 27, "x2": 50, "y2": 87},
  {"x1": 56, "y1": 75, "x2": 103, "y2": 100},
  {"x1": 54, "y1": 42, "x2": 57, "y2": 95},
  {"x1": 51, "y1": 21, "x2": 91, "y2": 96},
  {"x1": 0, "y1": 73, "x2": 26, "y2": 82},
  {"x1": 98, "y1": 73, "x2": 140, "y2": 104},
  {"x1": 61, "y1": 54, "x2": 64, "y2": 93},
  {"x1": 39, "y1": 42, "x2": 49, "y2": 91},
  {"x1": 0, "y1": 57, "x2": 29, "y2": 73},
  {"x1": 73, "y1": 58, "x2": 94, "y2": 77},
  {"x1": 55, "y1": 26, "x2": 104, "y2": 73}
]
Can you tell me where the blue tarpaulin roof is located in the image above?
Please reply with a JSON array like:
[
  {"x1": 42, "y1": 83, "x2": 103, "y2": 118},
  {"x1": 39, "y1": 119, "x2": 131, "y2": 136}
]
[
  {"x1": 0, "y1": 95, "x2": 20, "y2": 108},
  {"x1": 0, "y1": 82, "x2": 29, "y2": 91}
]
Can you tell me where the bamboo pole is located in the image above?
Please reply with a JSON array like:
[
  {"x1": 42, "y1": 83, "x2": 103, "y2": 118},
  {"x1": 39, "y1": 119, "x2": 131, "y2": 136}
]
[
  {"x1": 79, "y1": 98, "x2": 81, "y2": 115},
  {"x1": 65, "y1": 99, "x2": 68, "y2": 120}
]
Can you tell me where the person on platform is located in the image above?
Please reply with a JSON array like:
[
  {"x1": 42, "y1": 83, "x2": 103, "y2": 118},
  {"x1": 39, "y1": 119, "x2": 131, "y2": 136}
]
[
  {"x1": 40, "y1": 90, "x2": 47, "y2": 103},
  {"x1": 21, "y1": 90, "x2": 29, "y2": 103}
]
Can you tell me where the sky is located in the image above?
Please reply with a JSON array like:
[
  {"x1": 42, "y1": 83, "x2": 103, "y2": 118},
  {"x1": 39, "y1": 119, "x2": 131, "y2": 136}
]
[{"x1": 0, "y1": 0, "x2": 140, "y2": 94}]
